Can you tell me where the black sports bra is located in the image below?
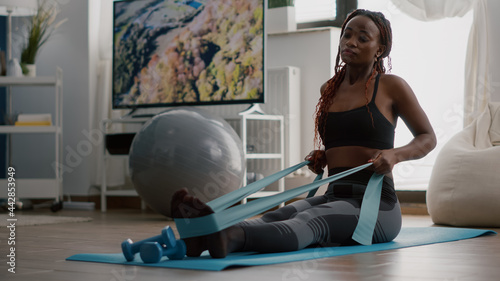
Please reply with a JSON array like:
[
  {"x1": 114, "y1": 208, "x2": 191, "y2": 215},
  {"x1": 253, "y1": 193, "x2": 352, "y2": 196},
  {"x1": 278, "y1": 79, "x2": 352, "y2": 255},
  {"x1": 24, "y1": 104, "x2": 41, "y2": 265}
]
[{"x1": 321, "y1": 74, "x2": 395, "y2": 150}]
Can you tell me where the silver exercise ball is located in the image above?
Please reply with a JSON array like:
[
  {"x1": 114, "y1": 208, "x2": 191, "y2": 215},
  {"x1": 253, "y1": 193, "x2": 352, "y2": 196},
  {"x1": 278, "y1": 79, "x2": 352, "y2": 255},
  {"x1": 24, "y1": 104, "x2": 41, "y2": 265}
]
[{"x1": 129, "y1": 107, "x2": 245, "y2": 218}]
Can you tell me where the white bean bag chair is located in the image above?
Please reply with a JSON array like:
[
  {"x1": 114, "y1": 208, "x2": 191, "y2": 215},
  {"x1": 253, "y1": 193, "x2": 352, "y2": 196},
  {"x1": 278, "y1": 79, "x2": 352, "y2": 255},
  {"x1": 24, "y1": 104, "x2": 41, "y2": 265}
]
[{"x1": 427, "y1": 102, "x2": 500, "y2": 227}]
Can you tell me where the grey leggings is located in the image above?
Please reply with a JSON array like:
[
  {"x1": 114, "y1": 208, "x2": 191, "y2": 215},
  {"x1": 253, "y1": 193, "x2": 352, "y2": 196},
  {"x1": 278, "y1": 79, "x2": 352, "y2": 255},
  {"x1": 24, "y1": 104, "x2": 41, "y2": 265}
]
[{"x1": 237, "y1": 168, "x2": 402, "y2": 253}]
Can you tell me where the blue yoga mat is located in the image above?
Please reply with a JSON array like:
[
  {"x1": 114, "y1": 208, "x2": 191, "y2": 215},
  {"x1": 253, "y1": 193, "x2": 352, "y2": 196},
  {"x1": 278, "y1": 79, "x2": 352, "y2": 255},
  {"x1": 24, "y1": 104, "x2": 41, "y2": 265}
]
[{"x1": 67, "y1": 227, "x2": 495, "y2": 271}]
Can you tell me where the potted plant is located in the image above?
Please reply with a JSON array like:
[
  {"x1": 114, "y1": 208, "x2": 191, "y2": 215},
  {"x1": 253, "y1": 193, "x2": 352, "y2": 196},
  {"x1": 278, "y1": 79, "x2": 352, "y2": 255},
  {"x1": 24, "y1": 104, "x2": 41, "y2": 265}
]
[
  {"x1": 20, "y1": 1, "x2": 65, "y2": 77},
  {"x1": 269, "y1": 0, "x2": 295, "y2": 9},
  {"x1": 267, "y1": 0, "x2": 296, "y2": 33}
]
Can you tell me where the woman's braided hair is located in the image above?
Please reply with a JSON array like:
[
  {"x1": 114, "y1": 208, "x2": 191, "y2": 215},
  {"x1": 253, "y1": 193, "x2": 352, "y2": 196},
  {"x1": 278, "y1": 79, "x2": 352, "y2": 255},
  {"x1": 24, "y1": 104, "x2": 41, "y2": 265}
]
[{"x1": 313, "y1": 9, "x2": 393, "y2": 152}]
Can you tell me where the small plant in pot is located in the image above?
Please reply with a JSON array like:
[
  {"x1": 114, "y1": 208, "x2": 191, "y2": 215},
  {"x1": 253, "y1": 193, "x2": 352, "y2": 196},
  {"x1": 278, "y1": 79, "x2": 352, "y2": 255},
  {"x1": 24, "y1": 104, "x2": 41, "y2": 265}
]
[
  {"x1": 268, "y1": 0, "x2": 295, "y2": 9},
  {"x1": 20, "y1": 1, "x2": 65, "y2": 77}
]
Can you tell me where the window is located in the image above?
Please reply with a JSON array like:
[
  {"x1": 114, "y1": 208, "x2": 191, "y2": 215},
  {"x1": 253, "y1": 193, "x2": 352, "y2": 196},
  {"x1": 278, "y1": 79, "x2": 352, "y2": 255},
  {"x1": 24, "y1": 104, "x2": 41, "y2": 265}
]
[{"x1": 296, "y1": 0, "x2": 358, "y2": 28}]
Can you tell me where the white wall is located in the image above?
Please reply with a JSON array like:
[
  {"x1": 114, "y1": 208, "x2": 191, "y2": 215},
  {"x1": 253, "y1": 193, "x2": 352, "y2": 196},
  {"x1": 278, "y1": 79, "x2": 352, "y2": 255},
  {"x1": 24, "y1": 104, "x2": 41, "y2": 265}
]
[
  {"x1": 11, "y1": 0, "x2": 94, "y2": 196},
  {"x1": 268, "y1": 28, "x2": 341, "y2": 163},
  {"x1": 267, "y1": 28, "x2": 341, "y2": 189}
]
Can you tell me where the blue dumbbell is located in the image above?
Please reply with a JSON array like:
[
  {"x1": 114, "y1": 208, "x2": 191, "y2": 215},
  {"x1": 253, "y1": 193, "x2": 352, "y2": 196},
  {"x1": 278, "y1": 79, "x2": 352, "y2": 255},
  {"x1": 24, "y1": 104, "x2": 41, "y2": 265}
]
[
  {"x1": 140, "y1": 240, "x2": 187, "y2": 263},
  {"x1": 121, "y1": 226, "x2": 177, "y2": 262}
]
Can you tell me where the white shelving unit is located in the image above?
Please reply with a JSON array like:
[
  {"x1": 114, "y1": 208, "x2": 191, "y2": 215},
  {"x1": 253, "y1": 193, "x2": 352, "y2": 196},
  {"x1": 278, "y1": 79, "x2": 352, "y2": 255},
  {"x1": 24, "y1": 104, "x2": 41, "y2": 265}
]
[
  {"x1": 0, "y1": 68, "x2": 63, "y2": 206},
  {"x1": 99, "y1": 108, "x2": 286, "y2": 211},
  {"x1": 227, "y1": 106, "x2": 285, "y2": 206},
  {"x1": 100, "y1": 117, "x2": 149, "y2": 212}
]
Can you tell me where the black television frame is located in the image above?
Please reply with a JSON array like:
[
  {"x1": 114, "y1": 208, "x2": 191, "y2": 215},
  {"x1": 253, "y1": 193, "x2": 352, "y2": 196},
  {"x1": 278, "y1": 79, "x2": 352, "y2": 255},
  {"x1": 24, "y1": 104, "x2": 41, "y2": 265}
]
[{"x1": 111, "y1": 0, "x2": 267, "y2": 110}]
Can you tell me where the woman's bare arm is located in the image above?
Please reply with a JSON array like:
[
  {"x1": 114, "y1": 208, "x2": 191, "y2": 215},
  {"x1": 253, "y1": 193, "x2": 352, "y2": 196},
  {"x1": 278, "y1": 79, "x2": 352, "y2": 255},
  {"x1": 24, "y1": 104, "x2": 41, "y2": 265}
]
[{"x1": 370, "y1": 75, "x2": 437, "y2": 174}]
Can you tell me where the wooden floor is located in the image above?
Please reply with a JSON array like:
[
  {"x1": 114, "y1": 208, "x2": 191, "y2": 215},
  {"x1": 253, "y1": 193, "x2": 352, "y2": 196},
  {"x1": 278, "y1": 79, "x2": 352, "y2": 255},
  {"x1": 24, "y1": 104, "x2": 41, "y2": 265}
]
[{"x1": 1, "y1": 208, "x2": 499, "y2": 281}]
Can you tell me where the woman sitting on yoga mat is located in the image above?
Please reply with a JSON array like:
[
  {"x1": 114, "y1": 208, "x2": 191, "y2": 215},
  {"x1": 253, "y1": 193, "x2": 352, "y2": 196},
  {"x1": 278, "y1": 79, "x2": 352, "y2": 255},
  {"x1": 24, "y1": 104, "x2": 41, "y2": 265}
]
[{"x1": 171, "y1": 9, "x2": 436, "y2": 258}]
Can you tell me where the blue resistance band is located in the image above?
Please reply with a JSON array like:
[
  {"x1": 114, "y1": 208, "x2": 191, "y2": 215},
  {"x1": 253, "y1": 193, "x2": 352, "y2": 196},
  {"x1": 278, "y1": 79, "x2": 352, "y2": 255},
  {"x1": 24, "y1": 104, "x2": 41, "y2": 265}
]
[
  {"x1": 306, "y1": 171, "x2": 324, "y2": 198},
  {"x1": 175, "y1": 162, "x2": 384, "y2": 245},
  {"x1": 206, "y1": 161, "x2": 310, "y2": 213},
  {"x1": 352, "y1": 172, "x2": 384, "y2": 245}
]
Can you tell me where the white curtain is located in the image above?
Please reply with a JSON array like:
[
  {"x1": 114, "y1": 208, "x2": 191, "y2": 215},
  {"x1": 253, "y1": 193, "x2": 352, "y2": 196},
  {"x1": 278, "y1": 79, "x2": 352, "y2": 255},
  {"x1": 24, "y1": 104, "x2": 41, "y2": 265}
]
[
  {"x1": 89, "y1": 0, "x2": 127, "y2": 187},
  {"x1": 391, "y1": 0, "x2": 489, "y2": 126},
  {"x1": 464, "y1": 0, "x2": 490, "y2": 126},
  {"x1": 390, "y1": 0, "x2": 473, "y2": 21}
]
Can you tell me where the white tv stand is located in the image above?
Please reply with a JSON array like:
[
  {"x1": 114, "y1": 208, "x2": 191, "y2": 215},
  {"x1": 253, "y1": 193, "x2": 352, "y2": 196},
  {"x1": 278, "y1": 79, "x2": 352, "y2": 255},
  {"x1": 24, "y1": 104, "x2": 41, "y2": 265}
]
[{"x1": 100, "y1": 117, "x2": 149, "y2": 212}]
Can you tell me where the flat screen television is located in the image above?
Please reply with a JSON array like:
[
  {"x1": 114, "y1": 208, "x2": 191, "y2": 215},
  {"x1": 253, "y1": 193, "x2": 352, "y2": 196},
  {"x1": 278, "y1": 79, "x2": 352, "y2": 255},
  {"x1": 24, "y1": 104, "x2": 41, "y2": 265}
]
[{"x1": 112, "y1": 0, "x2": 266, "y2": 109}]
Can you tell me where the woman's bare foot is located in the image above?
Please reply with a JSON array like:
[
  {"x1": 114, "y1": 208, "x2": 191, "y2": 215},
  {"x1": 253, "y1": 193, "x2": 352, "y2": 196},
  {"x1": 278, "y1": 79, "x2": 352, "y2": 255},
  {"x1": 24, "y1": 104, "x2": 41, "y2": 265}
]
[
  {"x1": 170, "y1": 188, "x2": 245, "y2": 258},
  {"x1": 171, "y1": 188, "x2": 211, "y2": 257}
]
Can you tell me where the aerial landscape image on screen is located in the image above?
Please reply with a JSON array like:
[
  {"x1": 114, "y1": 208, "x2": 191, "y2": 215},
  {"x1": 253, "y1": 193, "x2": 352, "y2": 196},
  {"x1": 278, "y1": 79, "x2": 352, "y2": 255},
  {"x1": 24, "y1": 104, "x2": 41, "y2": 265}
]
[{"x1": 113, "y1": 0, "x2": 264, "y2": 107}]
